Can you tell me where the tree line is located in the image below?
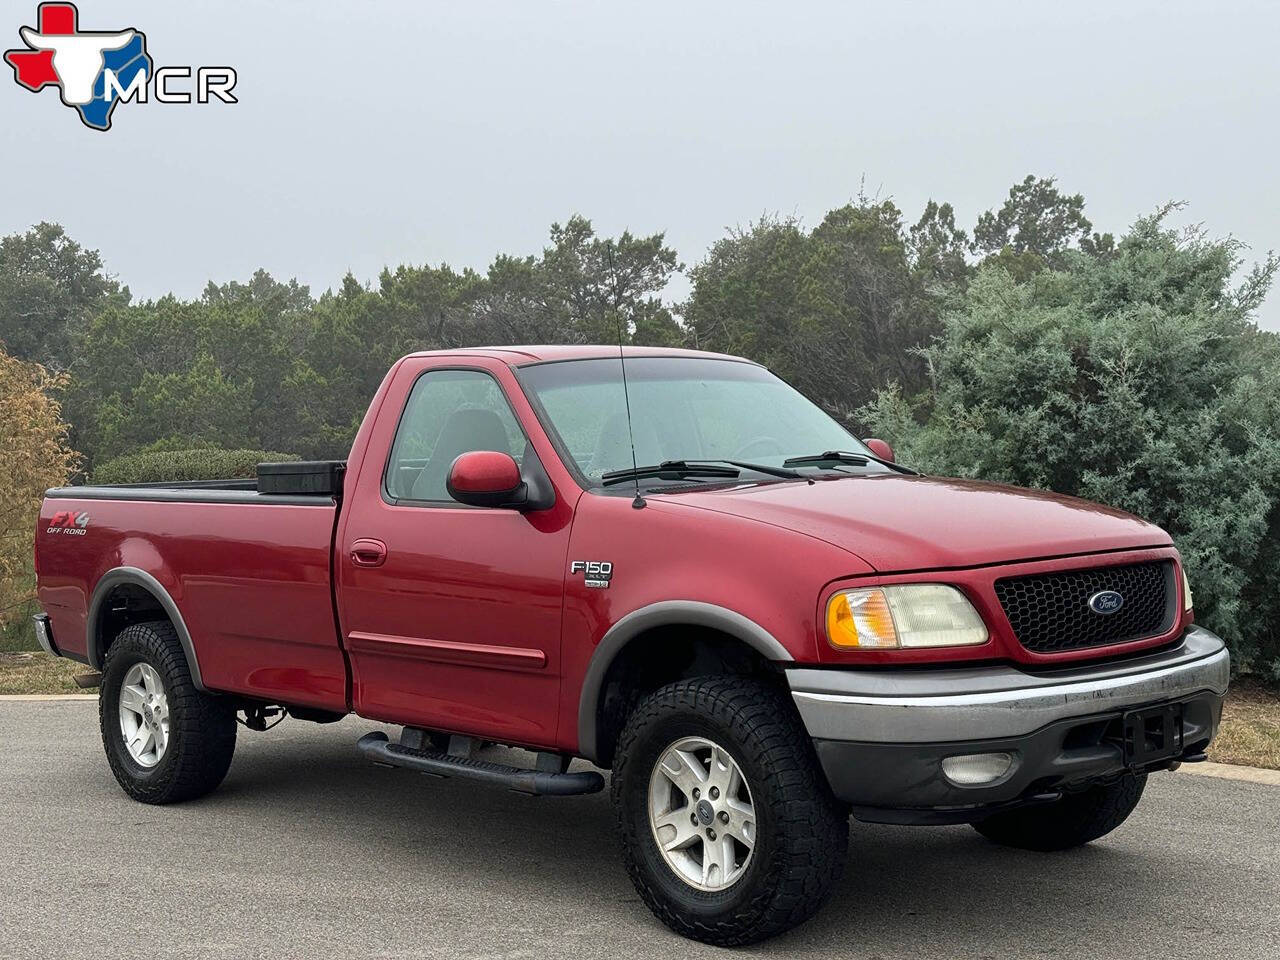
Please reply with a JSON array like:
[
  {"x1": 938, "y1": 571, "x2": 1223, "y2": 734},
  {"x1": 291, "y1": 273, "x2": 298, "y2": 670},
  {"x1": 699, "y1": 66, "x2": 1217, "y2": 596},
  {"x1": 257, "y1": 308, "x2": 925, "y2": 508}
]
[
  {"x1": 0, "y1": 175, "x2": 1110, "y2": 466},
  {"x1": 2, "y1": 175, "x2": 1279, "y2": 679}
]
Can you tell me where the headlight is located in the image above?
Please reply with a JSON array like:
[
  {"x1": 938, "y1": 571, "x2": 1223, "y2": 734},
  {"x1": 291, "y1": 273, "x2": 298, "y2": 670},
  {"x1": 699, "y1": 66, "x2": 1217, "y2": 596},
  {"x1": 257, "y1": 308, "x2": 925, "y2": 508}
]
[
  {"x1": 827, "y1": 584, "x2": 988, "y2": 649},
  {"x1": 1181, "y1": 567, "x2": 1194, "y2": 612}
]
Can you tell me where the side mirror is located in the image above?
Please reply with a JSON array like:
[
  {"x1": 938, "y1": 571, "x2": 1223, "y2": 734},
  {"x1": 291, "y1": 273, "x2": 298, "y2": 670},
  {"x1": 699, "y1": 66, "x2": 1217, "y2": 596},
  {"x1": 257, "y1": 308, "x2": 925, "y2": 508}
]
[
  {"x1": 447, "y1": 451, "x2": 528, "y2": 509},
  {"x1": 863, "y1": 438, "x2": 895, "y2": 463}
]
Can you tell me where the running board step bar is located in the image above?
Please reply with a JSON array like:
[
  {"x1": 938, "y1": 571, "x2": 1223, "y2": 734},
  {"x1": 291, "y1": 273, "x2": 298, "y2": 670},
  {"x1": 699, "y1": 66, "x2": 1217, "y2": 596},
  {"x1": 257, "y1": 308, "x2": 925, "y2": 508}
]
[{"x1": 356, "y1": 732, "x2": 604, "y2": 796}]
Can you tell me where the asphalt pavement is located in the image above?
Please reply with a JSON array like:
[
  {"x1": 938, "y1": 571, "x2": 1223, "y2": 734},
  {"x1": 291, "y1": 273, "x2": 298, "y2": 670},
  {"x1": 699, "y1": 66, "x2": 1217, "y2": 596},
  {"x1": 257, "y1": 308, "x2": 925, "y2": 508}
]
[{"x1": 2, "y1": 699, "x2": 1277, "y2": 960}]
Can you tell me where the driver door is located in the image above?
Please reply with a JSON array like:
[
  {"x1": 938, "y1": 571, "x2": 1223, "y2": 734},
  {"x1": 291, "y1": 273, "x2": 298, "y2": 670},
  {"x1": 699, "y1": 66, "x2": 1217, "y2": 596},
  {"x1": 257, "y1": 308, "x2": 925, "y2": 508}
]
[{"x1": 336, "y1": 359, "x2": 573, "y2": 745}]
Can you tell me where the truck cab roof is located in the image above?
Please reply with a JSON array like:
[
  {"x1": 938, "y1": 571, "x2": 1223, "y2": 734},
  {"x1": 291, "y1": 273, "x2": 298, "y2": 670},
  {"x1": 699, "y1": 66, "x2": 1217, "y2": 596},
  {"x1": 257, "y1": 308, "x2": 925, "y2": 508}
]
[{"x1": 402, "y1": 345, "x2": 755, "y2": 366}]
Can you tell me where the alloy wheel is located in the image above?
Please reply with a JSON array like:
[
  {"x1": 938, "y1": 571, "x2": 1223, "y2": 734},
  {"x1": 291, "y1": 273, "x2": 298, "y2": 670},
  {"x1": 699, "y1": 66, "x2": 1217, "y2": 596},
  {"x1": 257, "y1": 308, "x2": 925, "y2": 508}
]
[
  {"x1": 118, "y1": 661, "x2": 169, "y2": 768},
  {"x1": 647, "y1": 736, "x2": 756, "y2": 891}
]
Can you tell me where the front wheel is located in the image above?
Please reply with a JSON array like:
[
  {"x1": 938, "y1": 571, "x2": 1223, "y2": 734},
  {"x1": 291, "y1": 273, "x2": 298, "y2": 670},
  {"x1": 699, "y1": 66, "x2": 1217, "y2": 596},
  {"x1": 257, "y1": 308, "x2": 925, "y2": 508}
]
[
  {"x1": 972, "y1": 773, "x2": 1147, "y2": 851},
  {"x1": 99, "y1": 620, "x2": 237, "y2": 804},
  {"x1": 612, "y1": 676, "x2": 848, "y2": 946}
]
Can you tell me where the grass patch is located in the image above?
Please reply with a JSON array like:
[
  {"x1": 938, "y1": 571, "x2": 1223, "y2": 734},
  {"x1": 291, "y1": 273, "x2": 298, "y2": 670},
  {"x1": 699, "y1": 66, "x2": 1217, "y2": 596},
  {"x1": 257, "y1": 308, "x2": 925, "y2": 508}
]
[
  {"x1": 0, "y1": 651, "x2": 95, "y2": 695},
  {"x1": 0, "y1": 577, "x2": 40, "y2": 653},
  {"x1": 1210, "y1": 679, "x2": 1280, "y2": 771}
]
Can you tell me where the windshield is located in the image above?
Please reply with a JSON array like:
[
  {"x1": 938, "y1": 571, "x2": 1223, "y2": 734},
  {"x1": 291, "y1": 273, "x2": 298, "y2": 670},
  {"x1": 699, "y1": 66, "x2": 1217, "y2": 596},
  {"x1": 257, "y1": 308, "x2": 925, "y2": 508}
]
[{"x1": 517, "y1": 357, "x2": 879, "y2": 484}]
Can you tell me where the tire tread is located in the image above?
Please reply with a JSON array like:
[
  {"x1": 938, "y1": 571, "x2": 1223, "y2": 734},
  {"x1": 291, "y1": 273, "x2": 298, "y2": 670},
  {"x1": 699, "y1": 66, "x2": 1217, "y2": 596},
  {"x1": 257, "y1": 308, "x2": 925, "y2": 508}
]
[
  {"x1": 99, "y1": 620, "x2": 236, "y2": 804},
  {"x1": 973, "y1": 773, "x2": 1147, "y2": 852},
  {"x1": 612, "y1": 675, "x2": 847, "y2": 946}
]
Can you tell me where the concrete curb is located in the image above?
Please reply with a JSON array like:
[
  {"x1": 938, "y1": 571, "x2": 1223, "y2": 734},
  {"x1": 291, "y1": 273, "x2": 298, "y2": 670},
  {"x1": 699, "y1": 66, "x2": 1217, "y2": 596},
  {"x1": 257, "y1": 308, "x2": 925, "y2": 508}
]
[
  {"x1": 0, "y1": 694, "x2": 98, "y2": 701},
  {"x1": 1177, "y1": 760, "x2": 1280, "y2": 787}
]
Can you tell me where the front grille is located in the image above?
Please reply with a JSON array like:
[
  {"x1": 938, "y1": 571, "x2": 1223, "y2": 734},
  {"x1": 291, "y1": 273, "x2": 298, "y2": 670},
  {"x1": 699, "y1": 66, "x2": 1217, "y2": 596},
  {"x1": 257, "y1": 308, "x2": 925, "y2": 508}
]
[{"x1": 994, "y1": 561, "x2": 1176, "y2": 654}]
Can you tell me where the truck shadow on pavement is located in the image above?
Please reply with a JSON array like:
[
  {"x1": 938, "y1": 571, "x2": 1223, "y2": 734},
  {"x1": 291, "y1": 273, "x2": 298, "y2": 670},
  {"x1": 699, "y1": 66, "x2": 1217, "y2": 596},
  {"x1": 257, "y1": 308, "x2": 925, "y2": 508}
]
[{"x1": 194, "y1": 723, "x2": 1239, "y2": 955}]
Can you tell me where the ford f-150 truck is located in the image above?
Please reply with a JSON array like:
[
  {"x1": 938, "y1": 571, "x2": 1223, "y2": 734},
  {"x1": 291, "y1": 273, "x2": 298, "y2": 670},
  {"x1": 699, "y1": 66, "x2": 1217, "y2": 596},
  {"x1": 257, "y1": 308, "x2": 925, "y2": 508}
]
[{"x1": 34, "y1": 346, "x2": 1229, "y2": 945}]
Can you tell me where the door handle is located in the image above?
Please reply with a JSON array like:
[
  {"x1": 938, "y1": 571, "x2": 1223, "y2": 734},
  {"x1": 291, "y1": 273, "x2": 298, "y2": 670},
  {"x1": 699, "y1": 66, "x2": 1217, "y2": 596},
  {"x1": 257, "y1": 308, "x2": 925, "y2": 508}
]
[{"x1": 350, "y1": 538, "x2": 387, "y2": 568}]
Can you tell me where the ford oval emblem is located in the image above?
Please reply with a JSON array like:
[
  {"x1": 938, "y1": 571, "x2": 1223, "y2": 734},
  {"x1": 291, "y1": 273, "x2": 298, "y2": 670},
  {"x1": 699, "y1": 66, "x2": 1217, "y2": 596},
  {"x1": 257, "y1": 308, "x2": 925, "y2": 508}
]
[{"x1": 1088, "y1": 590, "x2": 1125, "y2": 615}]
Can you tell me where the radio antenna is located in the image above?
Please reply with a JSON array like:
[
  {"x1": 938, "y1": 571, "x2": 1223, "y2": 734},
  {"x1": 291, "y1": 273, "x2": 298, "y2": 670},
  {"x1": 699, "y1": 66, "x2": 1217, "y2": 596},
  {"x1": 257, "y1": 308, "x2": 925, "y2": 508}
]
[{"x1": 609, "y1": 247, "x2": 645, "y2": 509}]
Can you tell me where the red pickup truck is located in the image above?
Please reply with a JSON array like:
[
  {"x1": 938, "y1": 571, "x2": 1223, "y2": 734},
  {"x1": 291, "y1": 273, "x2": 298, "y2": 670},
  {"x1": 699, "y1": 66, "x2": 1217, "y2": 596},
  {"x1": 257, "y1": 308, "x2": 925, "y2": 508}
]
[{"x1": 34, "y1": 346, "x2": 1229, "y2": 945}]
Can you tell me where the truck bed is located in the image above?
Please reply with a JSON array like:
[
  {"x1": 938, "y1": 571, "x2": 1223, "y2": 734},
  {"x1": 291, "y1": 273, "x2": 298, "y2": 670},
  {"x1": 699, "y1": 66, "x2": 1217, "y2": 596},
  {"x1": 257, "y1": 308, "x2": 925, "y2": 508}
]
[
  {"x1": 44, "y1": 458, "x2": 347, "y2": 504},
  {"x1": 37, "y1": 471, "x2": 349, "y2": 713},
  {"x1": 43, "y1": 479, "x2": 330, "y2": 506}
]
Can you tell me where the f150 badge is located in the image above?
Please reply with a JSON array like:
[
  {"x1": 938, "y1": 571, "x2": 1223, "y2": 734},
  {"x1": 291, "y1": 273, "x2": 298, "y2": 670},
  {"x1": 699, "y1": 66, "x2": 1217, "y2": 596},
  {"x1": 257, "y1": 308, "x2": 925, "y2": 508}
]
[{"x1": 571, "y1": 560, "x2": 613, "y2": 589}]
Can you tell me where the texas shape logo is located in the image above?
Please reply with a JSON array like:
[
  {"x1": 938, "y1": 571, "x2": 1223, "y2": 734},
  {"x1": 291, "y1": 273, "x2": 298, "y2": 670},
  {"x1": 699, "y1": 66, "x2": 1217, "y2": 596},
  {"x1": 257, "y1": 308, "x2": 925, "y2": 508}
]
[
  {"x1": 4, "y1": 3, "x2": 150, "y2": 130},
  {"x1": 5, "y1": 3, "x2": 237, "y2": 132}
]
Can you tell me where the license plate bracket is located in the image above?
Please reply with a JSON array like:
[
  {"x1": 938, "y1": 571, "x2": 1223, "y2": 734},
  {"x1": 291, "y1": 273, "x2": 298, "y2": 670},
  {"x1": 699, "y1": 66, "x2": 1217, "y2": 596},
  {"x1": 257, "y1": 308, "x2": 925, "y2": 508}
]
[{"x1": 1121, "y1": 703, "x2": 1184, "y2": 767}]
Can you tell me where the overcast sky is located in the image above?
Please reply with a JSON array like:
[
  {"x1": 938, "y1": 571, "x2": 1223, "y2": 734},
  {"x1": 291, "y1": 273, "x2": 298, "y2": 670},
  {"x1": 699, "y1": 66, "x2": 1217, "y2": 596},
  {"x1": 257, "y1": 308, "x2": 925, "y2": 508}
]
[{"x1": 2, "y1": 0, "x2": 1277, "y2": 328}]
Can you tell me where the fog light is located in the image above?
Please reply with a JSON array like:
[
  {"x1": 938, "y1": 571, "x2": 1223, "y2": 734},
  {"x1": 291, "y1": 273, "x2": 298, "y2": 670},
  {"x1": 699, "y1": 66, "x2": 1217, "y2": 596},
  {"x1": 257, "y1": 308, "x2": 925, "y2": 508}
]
[{"x1": 941, "y1": 752, "x2": 1014, "y2": 786}]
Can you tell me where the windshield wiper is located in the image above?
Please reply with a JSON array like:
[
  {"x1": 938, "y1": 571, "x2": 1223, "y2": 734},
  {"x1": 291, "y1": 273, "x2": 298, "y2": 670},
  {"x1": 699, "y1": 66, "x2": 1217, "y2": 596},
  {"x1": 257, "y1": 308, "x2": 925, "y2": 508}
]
[
  {"x1": 684, "y1": 459, "x2": 804, "y2": 480},
  {"x1": 783, "y1": 450, "x2": 870, "y2": 467},
  {"x1": 783, "y1": 450, "x2": 918, "y2": 475},
  {"x1": 602, "y1": 459, "x2": 804, "y2": 487},
  {"x1": 601, "y1": 460, "x2": 740, "y2": 486}
]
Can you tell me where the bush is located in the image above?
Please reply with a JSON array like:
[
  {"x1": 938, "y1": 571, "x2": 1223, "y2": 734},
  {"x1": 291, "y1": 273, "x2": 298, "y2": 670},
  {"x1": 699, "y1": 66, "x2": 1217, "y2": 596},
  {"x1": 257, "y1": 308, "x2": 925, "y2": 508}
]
[
  {"x1": 861, "y1": 210, "x2": 1280, "y2": 681},
  {"x1": 0, "y1": 349, "x2": 77, "y2": 637},
  {"x1": 92, "y1": 448, "x2": 299, "y2": 484}
]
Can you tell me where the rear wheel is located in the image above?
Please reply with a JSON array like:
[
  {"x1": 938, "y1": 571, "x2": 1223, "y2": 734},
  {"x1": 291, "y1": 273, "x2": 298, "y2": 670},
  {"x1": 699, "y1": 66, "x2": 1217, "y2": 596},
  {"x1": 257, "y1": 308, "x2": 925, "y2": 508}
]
[
  {"x1": 99, "y1": 621, "x2": 236, "y2": 804},
  {"x1": 612, "y1": 676, "x2": 848, "y2": 946},
  {"x1": 972, "y1": 773, "x2": 1147, "y2": 851}
]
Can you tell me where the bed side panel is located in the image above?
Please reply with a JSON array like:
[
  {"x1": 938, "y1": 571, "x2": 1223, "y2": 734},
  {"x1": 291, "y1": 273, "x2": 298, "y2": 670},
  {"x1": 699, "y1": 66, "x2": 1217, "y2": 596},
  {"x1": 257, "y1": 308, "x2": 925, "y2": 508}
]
[{"x1": 35, "y1": 496, "x2": 345, "y2": 711}]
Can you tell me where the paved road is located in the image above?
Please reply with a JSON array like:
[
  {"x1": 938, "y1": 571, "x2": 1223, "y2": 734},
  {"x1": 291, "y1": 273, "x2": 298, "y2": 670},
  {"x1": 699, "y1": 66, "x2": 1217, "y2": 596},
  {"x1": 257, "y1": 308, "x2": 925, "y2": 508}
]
[{"x1": 2, "y1": 700, "x2": 1277, "y2": 960}]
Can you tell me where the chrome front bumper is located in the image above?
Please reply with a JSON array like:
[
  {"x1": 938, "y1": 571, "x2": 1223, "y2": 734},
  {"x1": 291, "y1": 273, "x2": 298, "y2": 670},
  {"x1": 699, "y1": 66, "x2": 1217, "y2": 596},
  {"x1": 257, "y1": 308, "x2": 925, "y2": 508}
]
[{"x1": 788, "y1": 625, "x2": 1230, "y2": 744}]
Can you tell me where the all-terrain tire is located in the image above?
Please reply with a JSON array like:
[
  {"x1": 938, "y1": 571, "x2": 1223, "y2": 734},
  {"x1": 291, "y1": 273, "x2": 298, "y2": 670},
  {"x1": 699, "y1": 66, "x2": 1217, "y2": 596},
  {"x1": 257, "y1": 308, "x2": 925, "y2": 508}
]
[
  {"x1": 972, "y1": 773, "x2": 1147, "y2": 852},
  {"x1": 612, "y1": 676, "x2": 848, "y2": 946},
  {"x1": 99, "y1": 620, "x2": 236, "y2": 804}
]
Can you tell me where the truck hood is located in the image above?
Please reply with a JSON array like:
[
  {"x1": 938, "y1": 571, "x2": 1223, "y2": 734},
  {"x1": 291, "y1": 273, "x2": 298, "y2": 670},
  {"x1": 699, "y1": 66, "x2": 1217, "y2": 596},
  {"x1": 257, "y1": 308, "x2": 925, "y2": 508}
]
[{"x1": 653, "y1": 474, "x2": 1171, "y2": 572}]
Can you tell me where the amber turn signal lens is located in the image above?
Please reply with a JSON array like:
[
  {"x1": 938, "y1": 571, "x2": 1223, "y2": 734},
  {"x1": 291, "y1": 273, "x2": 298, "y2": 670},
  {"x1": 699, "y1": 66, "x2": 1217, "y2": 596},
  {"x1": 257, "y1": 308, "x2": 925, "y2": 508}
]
[{"x1": 827, "y1": 588, "x2": 898, "y2": 648}]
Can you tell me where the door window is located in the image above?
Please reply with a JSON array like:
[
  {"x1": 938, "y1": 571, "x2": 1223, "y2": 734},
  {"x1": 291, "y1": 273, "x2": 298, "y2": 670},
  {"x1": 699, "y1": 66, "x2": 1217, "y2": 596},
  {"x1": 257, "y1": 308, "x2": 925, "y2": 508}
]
[{"x1": 384, "y1": 369, "x2": 526, "y2": 502}]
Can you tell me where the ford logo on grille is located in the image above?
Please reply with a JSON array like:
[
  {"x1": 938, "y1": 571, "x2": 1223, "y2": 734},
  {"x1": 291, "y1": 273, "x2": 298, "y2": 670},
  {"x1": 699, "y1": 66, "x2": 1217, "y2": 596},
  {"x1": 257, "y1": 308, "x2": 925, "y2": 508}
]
[{"x1": 1088, "y1": 590, "x2": 1125, "y2": 615}]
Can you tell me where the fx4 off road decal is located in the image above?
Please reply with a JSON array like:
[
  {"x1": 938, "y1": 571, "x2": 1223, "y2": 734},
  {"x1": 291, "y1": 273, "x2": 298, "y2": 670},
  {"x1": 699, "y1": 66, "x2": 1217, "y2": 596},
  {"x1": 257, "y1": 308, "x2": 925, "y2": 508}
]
[{"x1": 47, "y1": 510, "x2": 89, "y2": 535}]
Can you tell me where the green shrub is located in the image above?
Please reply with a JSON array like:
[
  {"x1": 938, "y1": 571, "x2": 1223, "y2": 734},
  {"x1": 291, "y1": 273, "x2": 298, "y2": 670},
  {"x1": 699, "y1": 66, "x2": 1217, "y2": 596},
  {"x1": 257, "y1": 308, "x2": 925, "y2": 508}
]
[
  {"x1": 861, "y1": 210, "x2": 1280, "y2": 681},
  {"x1": 92, "y1": 448, "x2": 299, "y2": 484}
]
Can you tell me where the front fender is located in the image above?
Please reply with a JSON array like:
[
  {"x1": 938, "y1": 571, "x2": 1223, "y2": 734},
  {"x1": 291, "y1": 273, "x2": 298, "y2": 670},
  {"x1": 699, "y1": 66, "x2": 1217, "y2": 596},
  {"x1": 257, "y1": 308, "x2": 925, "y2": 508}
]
[{"x1": 575, "y1": 600, "x2": 792, "y2": 763}]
